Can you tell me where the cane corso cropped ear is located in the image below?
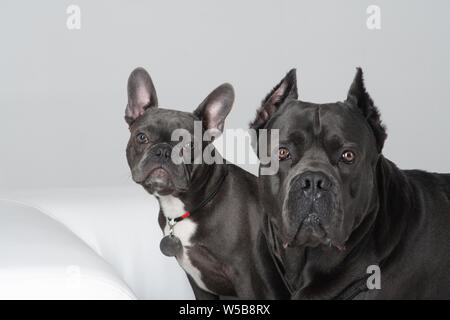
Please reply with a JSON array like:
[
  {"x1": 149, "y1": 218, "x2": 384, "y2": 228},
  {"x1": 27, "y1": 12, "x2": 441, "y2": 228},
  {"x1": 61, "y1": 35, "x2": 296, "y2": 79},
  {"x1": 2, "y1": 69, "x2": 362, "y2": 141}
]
[{"x1": 251, "y1": 68, "x2": 450, "y2": 299}]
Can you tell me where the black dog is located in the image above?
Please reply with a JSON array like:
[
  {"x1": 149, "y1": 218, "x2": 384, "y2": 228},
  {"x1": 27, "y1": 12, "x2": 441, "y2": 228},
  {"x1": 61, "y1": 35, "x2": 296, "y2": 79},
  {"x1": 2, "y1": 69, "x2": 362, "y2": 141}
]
[
  {"x1": 125, "y1": 67, "x2": 288, "y2": 299},
  {"x1": 250, "y1": 68, "x2": 450, "y2": 299}
]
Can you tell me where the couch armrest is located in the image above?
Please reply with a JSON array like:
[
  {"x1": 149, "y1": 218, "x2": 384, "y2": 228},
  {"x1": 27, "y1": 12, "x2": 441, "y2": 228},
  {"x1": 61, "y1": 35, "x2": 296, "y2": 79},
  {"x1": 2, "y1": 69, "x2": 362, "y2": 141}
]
[
  {"x1": 0, "y1": 186, "x2": 195, "y2": 299},
  {"x1": 0, "y1": 200, "x2": 136, "y2": 300}
]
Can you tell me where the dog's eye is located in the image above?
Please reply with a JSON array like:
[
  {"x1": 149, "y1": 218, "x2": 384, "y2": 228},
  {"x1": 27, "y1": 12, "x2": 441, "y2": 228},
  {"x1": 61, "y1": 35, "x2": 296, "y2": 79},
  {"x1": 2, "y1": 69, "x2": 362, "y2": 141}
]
[
  {"x1": 341, "y1": 150, "x2": 355, "y2": 163},
  {"x1": 278, "y1": 147, "x2": 291, "y2": 160},
  {"x1": 136, "y1": 133, "x2": 149, "y2": 144}
]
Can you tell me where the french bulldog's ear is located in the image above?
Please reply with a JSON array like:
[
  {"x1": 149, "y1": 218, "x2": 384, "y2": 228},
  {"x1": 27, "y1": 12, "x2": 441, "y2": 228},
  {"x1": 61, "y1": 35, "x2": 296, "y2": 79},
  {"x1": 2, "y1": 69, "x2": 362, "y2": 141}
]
[
  {"x1": 346, "y1": 67, "x2": 387, "y2": 153},
  {"x1": 194, "y1": 83, "x2": 234, "y2": 134},
  {"x1": 250, "y1": 69, "x2": 298, "y2": 129},
  {"x1": 125, "y1": 67, "x2": 158, "y2": 125}
]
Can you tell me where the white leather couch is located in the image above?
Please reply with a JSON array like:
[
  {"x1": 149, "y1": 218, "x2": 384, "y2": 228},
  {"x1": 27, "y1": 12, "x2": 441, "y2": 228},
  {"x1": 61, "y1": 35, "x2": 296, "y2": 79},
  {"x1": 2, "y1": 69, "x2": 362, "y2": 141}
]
[{"x1": 0, "y1": 184, "x2": 194, "y2": 299}]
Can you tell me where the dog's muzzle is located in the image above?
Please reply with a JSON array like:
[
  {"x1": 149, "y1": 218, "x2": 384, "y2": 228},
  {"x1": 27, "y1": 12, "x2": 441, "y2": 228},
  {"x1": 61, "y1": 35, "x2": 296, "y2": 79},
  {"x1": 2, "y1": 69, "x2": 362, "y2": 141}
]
[
  {"x1": 131, "y1": 143, "x2": 190, "y2": 195},
  {"x1": 283, "y1": 171, "x2": 336, "y2": 246}
]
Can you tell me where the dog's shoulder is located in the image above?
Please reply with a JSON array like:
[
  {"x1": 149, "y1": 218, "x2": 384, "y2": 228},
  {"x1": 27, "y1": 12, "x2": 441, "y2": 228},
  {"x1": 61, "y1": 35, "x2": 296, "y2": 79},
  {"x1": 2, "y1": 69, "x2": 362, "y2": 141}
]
[
  {"x1": 225, "y1": 162, "x2": 258, "y2": 189},
  {"x1": 403, "y1": 169, "x2": 450, "y2": 201},
  {"x1": 380, "y1": 157, "x2": 449, "y2": 201},
  {"x1": 221, "y1": 163, "x2": 260, "y2": 212}
]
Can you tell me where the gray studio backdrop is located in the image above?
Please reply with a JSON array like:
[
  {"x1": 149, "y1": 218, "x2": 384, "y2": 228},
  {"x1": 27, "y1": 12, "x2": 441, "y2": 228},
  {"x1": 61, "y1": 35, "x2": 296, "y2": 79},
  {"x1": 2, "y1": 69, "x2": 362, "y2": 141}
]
[{"x1": 0, "y1": 0, "x2": 449, "y2": 190}]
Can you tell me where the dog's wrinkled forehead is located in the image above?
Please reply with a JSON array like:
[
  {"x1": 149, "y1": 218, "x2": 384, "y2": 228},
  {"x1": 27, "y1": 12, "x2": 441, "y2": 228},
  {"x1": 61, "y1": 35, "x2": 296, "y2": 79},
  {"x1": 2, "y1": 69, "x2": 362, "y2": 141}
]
[
  {"x1": 271, "y1": 101, "x2": 376, "y2": 151},
  {"x1": 131, "y1": 108, "x2": 197, "y2": 138}
]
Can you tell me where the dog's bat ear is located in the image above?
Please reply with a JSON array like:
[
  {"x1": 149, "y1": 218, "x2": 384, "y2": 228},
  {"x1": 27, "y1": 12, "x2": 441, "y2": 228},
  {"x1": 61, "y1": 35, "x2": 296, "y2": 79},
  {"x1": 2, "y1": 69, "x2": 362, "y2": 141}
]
[
  {"x1": 125, "y1": 67, "x2": 158, "y2": 125},
  {"x1": 194, "y1": 83, "x2": 234, "y2": 135},
  {"x1": 346, "y1": 67, "x2": 387, "y2": 153},
  {"x1": 250, "y1": 69, "x2": 298, "y2": 130}
]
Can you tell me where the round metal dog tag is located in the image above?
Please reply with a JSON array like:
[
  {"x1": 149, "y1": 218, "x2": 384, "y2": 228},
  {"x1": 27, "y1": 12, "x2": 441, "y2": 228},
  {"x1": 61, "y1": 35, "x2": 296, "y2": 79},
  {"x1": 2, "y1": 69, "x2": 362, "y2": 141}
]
[{"x1": 160, "y1": 235, "x2": 182, "y2": 257}]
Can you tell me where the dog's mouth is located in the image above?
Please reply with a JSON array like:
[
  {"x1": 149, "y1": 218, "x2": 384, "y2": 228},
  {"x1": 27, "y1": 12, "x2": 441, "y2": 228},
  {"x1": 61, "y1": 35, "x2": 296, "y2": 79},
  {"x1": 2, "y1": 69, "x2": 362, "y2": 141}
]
[
  {"x1": 143, "y1": 167, "x2": 175, "y2": 195},
  {"x1": 282, "y1": 212, "x2": 346, "y2": 251},
  {"x1": 282, "y1": 175, "x2": 346, "y2": 251}
]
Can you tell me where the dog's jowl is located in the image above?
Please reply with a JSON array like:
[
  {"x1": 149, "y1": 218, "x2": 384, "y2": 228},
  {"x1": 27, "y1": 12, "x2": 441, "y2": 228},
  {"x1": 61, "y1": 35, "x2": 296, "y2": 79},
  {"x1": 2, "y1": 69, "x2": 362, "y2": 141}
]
[
  {"x1": 251, "y1": 68, "x2": 450, "y2": 299},
  {"x1": 125, "y1": 67, "x2": 289, "y2": 299}
]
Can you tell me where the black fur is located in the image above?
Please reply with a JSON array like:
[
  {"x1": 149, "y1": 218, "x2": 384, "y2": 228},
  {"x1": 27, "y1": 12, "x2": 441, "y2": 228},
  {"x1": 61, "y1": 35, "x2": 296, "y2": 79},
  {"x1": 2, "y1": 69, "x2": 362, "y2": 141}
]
[
  {"x1": 346, "y1": 68, "x2": 387, "y2": 153},
  {"x1": 252, "y1": 68, "x2": 450, "y2": 299},
  {"x1": 125, "y1": 67, "x2": 289, "y2": 300},
  {"x1": 250, "y1": 68, "x2": 298, "y2": 130}
]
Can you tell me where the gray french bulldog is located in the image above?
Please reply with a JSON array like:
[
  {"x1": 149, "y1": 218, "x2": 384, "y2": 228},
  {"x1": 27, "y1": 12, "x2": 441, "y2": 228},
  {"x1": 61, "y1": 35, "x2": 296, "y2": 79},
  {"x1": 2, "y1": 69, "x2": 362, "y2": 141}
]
[
  {"x1": 125, "y1": 67, "x2": 289, "y2": 299},
  {"x1": 250, "y1": 68, "x2": 450, "y2": 299}
]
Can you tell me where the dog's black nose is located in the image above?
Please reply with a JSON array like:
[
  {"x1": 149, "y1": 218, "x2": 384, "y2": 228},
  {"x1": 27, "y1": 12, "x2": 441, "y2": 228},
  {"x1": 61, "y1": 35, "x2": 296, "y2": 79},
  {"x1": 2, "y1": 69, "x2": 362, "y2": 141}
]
[
  {"x1": 155, "y1": 144, "x2": 171, "y2": 161},
  {"x1": 298, "y1": 171, "x2": 332, "y2": 197}
]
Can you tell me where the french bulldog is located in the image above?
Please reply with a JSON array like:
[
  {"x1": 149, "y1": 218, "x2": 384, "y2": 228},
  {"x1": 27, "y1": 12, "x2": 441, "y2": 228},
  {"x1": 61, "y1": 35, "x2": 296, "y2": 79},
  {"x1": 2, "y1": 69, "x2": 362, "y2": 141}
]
[
  {"x1": 125, "y1": 67, "x2": 289, "y2": 299},
  {"x1": 250, "y1": 68, "x2": 450, "y2": 299}
]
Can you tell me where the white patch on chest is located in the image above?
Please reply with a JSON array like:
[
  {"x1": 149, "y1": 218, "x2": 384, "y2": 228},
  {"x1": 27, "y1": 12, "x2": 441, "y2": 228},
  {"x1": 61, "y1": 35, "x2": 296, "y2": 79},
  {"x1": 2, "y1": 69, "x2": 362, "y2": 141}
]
[{"x1": 158, "y1": 195, "x2": 213, "y2": 294}]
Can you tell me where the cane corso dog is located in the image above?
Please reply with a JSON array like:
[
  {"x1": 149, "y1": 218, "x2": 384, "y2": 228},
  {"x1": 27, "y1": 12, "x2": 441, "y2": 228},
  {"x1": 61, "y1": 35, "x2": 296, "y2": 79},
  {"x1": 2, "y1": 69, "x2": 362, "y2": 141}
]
[
  {"x1": 125, "y1": 67, "x2": 289, "y2": 299},
  {"x1": 250, "y1": 68, "x2": 450, "y2": 299}
]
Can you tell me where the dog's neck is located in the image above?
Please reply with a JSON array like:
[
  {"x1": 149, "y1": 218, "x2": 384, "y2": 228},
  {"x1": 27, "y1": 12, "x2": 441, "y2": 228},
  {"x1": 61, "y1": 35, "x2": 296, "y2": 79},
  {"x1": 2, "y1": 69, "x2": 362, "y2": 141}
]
[
  {"x1": 157, "y1": 162, "x2": 228, "y2": 220},
  {"x1": 275, "y1": 156, "x2": 413, "y2": 299}
]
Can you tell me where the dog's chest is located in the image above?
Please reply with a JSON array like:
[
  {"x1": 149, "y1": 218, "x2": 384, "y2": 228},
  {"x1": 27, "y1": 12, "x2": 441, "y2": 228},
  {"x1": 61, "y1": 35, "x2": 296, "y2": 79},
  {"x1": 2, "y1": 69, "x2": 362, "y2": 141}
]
[{"x1": 158, "y1": 195, "x2": 214, "y2": 294}]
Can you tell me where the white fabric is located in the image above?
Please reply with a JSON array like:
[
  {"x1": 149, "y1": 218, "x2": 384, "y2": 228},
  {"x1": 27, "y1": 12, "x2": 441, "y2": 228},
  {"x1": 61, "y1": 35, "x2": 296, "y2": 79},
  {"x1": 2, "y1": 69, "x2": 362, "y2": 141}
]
[
  {"x1": 0, "y1": 183, "x2": 194, "y2": 299},
  {"x1": 0, "y1": 200, "x2": 135, "y2": 300}
]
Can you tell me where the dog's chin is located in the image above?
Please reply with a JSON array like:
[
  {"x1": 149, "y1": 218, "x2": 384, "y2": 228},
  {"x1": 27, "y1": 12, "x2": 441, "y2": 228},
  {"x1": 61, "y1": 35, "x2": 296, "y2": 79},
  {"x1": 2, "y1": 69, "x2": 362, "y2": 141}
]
[
  {"x1": 145, "y1": 184, "x2": 174, "y2": 196},
  {"x1": 288, "y1": 223, "x2": 329, "y2": 248},
  {"x1": 142, "y1": 168, "x2": 175, "y2": 196},
  {"x1": 283, "y1": 213, "x2": 346, "y2": 251}
]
